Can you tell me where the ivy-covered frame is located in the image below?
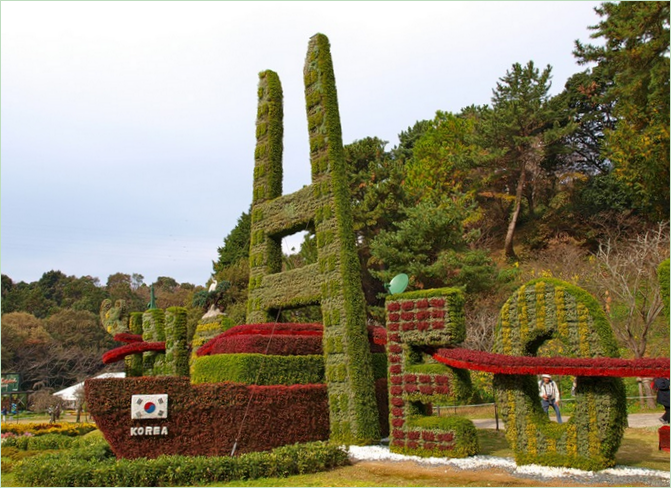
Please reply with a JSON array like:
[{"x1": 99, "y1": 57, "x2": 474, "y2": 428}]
[{"x1": 245, "y1": 34, "x2": 379, "y2": 445}]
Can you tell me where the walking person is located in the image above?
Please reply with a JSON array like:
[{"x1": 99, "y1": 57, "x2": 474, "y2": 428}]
[
  {"x1": 539, "y1": 374, "x2": 562, "y2": 423},
  {"x1": 652, "y1": 377, "x2": 670, "y2": 425}
]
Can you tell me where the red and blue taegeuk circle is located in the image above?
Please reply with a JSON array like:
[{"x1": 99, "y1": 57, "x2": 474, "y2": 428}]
[{"x1": 144, "y1": 402, "x2": 156, "y2": 414}]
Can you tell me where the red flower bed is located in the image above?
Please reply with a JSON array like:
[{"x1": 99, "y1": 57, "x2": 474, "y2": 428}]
[
  {"x1": 197, "y1": 323, "x2": 386, "y2": 356},
  {"x1": 197, "y1": 334, "x2": 322, "y2": 357},
  {"x1": 113, "y1": 333, "x2": 144, "y2": 343},
  {"x1": 85, "y1": 376, "x2": 330, "y2": 459},
  {"x1": 433, "y1": 348, "x2": 670, "y2": 377},
  {"x1": 102, "y1": 342, "x2": 166, "y2": 365},
  {"x1": 222, "y1": 323, "x2": 323, "y2": 337}
]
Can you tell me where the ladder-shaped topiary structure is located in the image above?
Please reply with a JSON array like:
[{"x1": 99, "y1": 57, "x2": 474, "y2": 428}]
[{"x1": 246, "y1": 34, "x2": 379, "y2": 445}]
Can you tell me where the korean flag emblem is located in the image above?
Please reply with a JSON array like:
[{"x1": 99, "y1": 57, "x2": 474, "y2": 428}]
[{"x1": 131, "y1": 394, "x2": 168, "y2": 419}]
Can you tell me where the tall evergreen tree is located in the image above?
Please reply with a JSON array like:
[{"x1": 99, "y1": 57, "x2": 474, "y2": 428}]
[
  {"x1": 484, "y1": 61, "x2": 567, "y2": 259},
  {"x1": 574, "y1": 1, "x2": 670, "y2": 220}
]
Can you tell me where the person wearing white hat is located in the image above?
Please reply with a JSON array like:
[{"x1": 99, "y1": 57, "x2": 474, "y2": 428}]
[{"x1": 538, "y1": 374, "x2": 562, "y2": 423}]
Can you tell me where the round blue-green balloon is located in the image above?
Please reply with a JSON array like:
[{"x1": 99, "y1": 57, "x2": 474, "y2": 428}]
[{"x1": 388, "y1": 273, "x2": 409, "y2": 294}]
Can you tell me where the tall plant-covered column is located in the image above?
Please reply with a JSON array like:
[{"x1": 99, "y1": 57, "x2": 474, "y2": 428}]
[
  {"x1": 247, "y1": 70, "x2": 284, "y2": 323},
  {"x1": 304, "y1": 34, "x2": 379, "y2": 445},
  {"x1": 165, "y1": 307, "x2": 189, "y2": 376},
  {"x1": 142, "y1": 308, "x2": 166, "y2": 376},
  {"x1": 127, "y1": 312, "x2": 144, "y2": 377}
]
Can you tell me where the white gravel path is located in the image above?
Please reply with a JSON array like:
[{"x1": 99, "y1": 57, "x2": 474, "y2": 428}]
[{"x1": 347, "y1": 445, "x2": 670, "y2": 485}]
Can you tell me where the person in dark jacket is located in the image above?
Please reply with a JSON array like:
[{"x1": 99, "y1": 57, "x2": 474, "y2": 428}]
[{"x1": 652, "y1": 377, "x2": 670, "y2": 424}]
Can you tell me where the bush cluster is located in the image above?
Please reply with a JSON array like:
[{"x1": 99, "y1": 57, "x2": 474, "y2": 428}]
[
  {"x1": 14, "y1": 441, "x2": 349, "y2": 487},
  {"x1": 0, "y1": 422, "x2": 97, "y2": 437}
]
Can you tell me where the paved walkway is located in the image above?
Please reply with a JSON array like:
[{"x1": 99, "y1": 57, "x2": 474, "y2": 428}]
[{"x1": 472, "y1": 413, "x2": 666, "y2": 429}]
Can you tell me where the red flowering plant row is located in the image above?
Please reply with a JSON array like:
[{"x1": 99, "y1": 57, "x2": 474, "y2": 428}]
[
  {"x1": 85, "y1": 376, "x2": 330, "y2": 459},
  {"x1": 433, "y1": 348, "x2": 670, "y2": 378},
  {"x1": 385, "y1": 289, "x2": 477, "y2": 458},
  {"x1": 197, "y1": 334, "x2": 322, "y2": 357},
  {"x1": 221, "y1": 323, "x2": 323, "y2": 338},
  {"x1": 113, "y1": 333, "x2": 144, "y2": 343},
  {"x1": 197, "y1": 323, "x2": 387, "y2": 357},
  {"x1": 102, "y1": 341, "x2": 165, "y2": 365}
]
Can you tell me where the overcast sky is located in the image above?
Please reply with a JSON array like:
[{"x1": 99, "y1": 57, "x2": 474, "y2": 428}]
[{"x1": 1, "y1": 1, "x2": 603, "y2": 287}]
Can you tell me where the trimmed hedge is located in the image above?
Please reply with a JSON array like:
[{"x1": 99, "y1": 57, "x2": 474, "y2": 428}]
[
  {"x1": 390, "y1": 416, "x2": 479, "y2": 458},
  {"x1": 492, "y1": 278, "x2": 627, "y2": 470},
  {"x1": 189, "y1": 315, "x2": 230, "y2": 375},
  {"x1": 85, "y1": 377, "x2": 330, "y2": 459},
  {"x1": 2, "y1": 433, "x2": 74, "y2": 450},
  {"x1": 192, "y1": 352, "x2": 386, "y2": 385},
  {"x1": 14, "y1": 440, "x2": 348, "y2": 487},
  {"x1": 191, "y1": 354, "x2": 325, "y2": 385}
]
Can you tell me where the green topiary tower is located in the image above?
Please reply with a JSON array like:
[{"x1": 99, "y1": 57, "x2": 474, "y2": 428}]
[
  {"x1": 142, "y1": 308, "x2": 166, "y2": 376},
  {"x1": 127, "y1": 312, "x2": 144, "y2": 377},
  {"x1": 245, "y1": 34, "x2": 379, "y2": 445}
]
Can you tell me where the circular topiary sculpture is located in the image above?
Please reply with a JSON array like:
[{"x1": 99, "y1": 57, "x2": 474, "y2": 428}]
[{"x1": 492, "y1": 278, "x2": 627, "y2": 471}]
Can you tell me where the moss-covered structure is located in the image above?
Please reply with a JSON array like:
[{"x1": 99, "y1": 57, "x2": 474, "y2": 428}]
[
  {"x1": 492, "y1": 278, "x2": 627, "y2": 471},
  {"x1": 245, "y1": 34, "x2": 379, "y2": 445},
  {"x1": 385, "y1": 288, "x2": 478, "y2": 458}
]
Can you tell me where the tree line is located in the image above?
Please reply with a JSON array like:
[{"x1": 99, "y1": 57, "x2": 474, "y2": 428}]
[{"x1": 1, "y1": 271, "x2": 204, "y2": 391}]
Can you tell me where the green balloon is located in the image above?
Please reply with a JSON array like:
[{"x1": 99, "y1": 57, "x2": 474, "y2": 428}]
[{"x1": 388, "y1": 273, "x2": 409, "y2": 294}]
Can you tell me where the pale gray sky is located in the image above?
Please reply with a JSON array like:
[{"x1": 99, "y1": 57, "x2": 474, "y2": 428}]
[{"x1": 1, "y1": 1, "x2": 602, "y2": 287}]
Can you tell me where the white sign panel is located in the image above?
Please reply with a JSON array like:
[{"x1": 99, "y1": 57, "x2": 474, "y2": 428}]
[{"x1": 131, "y1": 394, "x2": 168, "y2": 419}]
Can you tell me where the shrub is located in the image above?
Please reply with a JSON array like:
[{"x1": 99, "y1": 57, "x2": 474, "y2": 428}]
[
  {"x1": 14, "y1": 441, "x2": 349, "y2": 487},
  {"x1": 191, "y1": 353, "x2": 325, "y2": 385},
  {"x1": 0, "y1": 422, "x2": 97, "y2": 437}
]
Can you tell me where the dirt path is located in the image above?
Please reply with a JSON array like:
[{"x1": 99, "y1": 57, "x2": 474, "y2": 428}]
[{"x1": 350, "y1": 461, "x2": 622, "y2": 487}]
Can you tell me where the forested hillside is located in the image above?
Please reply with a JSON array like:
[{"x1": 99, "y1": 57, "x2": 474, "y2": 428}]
[
  {"x1": 1, "y1": 271, "x2": 204, "y2": 391},
  {"x1": 211, "y1": 1, "x2": 669, "y2": 359},
  {"x1": 2, "y1": 2, "x2": 668, "y2": 394}
]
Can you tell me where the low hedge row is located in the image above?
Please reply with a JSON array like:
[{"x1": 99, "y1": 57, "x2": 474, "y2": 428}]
[
  {"x1": 192, "y1": 352, "x2": 387, "y2": 385},
  {"x1": 14, "y1": 440, "x2": 349, "y2": 487},
  {"x1": 0, "y1": 422, "x2": 97, "y2": 437},
  {"x1": 191, "y1": 353, "x2": 325, "y2": 385},
  {"x1": 2, "y1": 433, "x2": 74, "y2": 450}
]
